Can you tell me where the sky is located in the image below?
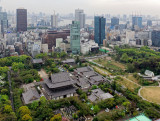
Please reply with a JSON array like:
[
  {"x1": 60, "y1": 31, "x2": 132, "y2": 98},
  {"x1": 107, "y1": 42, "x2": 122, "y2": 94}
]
[{"x1": 1, "y1": 0, "x2": 160, "y2": 16}]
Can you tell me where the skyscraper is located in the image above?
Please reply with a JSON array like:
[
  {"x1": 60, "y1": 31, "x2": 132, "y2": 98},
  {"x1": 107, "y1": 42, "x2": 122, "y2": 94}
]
[
  {"x1": 132, "y1": 16, "x2": 142, "y2": 29},
  {"x1": 94, "y1": 16, "x2": 106, "y2": 46},
  {"x1": 151, "y1": 30, "x2": 160, "y2": 47},
  {"x1": 51, "y1": 11, "x2": 58, "y2": 28},
  {"x1": 147, "y1": 20, "x2": 152, "y2": 27},
  {"x1": 70, "y1": 21, "x2": 80, "y2": 54},
  {"x1": 16, "y1": 8, "x2": 27, "y2": 32},
  {"x1": 0, "y1": 11, "x2": 8, "y2": 33},
  {"x1": 111, "y1": 17, "x2": 119, "y2": 28},
  {"x1": 75, "y1": 9, "x2": 85, "y2": 29}
]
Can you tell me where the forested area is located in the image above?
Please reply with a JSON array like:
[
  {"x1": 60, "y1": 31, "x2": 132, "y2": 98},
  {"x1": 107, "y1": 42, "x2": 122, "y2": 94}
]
[{"x1": 115, "y1": 46, "x2": 160, "y2": 75}]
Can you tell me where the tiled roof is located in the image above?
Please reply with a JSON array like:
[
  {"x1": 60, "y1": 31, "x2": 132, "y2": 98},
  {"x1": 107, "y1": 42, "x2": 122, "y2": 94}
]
[{"x1": 22, "y1": 88, "x2": 40, "y2": 104}]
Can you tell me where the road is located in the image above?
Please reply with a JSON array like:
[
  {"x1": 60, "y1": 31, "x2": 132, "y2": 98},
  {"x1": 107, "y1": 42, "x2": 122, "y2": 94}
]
[
  {"x1": 85, "y1": 54, "x2": 108, "y2": 60},
  {"x1": 38, "y1": 69, "x2": 48, "y2": 80},
  {"x1": 8, "y1": 71, "x2": 14, "y2": 111}
]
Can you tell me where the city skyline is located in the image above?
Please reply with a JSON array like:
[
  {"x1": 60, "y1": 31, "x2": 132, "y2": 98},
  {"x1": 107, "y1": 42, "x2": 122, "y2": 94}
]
[{"x1": 1, "y1": 0, "x2": 160, "y2": 16}]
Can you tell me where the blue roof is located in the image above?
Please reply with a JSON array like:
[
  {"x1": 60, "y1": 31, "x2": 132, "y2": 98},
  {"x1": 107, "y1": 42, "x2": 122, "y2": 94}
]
[{"x1": 126, "y1": 114, "x2": 152, "y2": 121}]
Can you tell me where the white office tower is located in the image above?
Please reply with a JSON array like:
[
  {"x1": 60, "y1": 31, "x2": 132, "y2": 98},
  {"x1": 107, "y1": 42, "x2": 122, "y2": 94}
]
[
  {"x1": 125, "y1": 30, "x2": 135, "y2": 44},
  {"x1": 75, "y1": 9, "x2": 85, "y2": 29},
  {"x1": 51, "y1": 11, "x2": 58, "y2": 28}
]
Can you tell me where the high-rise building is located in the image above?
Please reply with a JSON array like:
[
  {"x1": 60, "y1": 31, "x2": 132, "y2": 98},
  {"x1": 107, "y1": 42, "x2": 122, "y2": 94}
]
[
  {"x1": 75, "y1": 9, "x2": 85, "y2": 29},
  {"x1": 94, "y1": 16, "x2": 106, "y2": 46},
  {"x1": 111, "y1": 17, "x2": 119, "y2": 28},
  {"x1": 16, "y1": 8, "x2": 27, "y2": 32},
  {"x1": 123, "y1": 14, "x2": 127, "y2": 22},
  {"x1": 0, "y1": 7, "x2": 2, "y2": 12},
  {"x1": 151, "y1": 30, "x2": 160, "y2": 47},
  {"x1": 51, "y1": 11, "x2": 58, "y2": 28},
  {"x1": 132, "y1": 16, "x2": 142, "y2": 29},
  {"x1": 0, "y1": 12, "x2": 8, "y2": 33},
  {"x1": 147, "y1": 20, "x2": 152, "y2": 26},
  {"x1": 70, "y1": 21, "x2": 80, "y2": 54}
]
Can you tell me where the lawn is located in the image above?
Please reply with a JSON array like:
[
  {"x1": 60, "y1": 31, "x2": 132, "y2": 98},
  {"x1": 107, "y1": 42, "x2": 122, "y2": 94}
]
[
  {"x1": 140, "y1": 87, "x2": 160, "y2": 104},
  {"x1": 91, "y1": 65, "x2": 111, "y2": 76},
  {"x1": 116, "y1": 77, "x2": 140, "y2": 92},
  {"x1": 94, "y1": 58, "x2": 126, "y2": 71},
  {"x1": 126, "y1": 74, "x2": 139, "y2": 84}
]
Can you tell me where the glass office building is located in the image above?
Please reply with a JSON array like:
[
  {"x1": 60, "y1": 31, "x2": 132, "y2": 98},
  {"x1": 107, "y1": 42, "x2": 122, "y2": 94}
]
[
  {"x1": 111, "y1": 17, "x2": 119, "y2": 28},
  {"x1": 132, "y1": 16, "x2": 142, "y2": 29},
  {"x1": 70, "y1": 21, "x2": 80, "y2": 54},
  {"x1": 151, "y1": 30, "x2": 160, "y2": 47},
  {"x1": 94, "y1": 16, "x2": 106, "y2": 46}
]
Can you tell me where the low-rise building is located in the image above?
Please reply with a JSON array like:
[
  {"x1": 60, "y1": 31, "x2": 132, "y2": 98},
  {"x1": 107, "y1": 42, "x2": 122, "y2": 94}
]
[
  {"x1": 22, "y1": 88, "x2": 41, "y2": 104},
  {"x1": 88, "y1": 88, "x2": 113, "y2": 102},
  {"x1": 145, "y1": 70, "x2": 154, "y2": 77},
  {"x1": 42, "y1": 72, "x2": 77, "y2": 100},
  {"x1": 81, "y1": 40, "x2": 99, "y2": 55},
  {"x1": 62, "y1": 59, "x2": 75, "y2": 65},
  {"x1": 74, "y1": 66, "x2": 107, "y2": 85},
  {"x1": 126, "y1": 114, "x2": 152, "y2": 121}
]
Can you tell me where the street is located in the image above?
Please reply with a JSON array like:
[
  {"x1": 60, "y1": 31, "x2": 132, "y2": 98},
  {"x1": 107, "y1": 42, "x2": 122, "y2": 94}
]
[{"x1": 8, "y1": 71, "x2": 14, "y2": 111}]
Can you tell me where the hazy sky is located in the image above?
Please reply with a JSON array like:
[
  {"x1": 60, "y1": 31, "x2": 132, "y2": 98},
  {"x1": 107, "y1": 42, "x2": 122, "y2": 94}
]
[{"x1": 1, "y1": 0, "x2": 160, "y2": 15}]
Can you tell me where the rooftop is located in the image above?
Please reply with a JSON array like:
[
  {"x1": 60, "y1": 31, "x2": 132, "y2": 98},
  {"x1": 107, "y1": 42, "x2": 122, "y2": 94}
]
[
  {"x1": 62, "y1": 59, "x2": 75, "y2": 63},
  {"x1": 126, "y1": 114, "x2": 152, "y2": 121},
  {"x1": 22, "y1": 88, "x2": 40, "y2": 104},
  {"x1": 32, "y1": 58, "x2": 43, "y2": 64},
  {"x1": 88, "y1": 88, "x2": 113, "y2": 102},
  {"x1": 77, "y1": 77, "x2": 91, "y2": 89},
  {"x1": 45, "y1": 72, "x2": 76, "y2": 89},
  {"x1": 42, "y1": 84, "x2": 76, "y2": 98},
  {"x1": 75, "y1": 67, "x2": 92, "y2": 73},
  {"x1": 83, "y1": 71, "x2": 97, "y2": 78}
]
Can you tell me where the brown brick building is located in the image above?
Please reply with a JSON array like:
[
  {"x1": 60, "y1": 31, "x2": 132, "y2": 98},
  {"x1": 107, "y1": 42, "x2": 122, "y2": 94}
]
[{"x1": 42, "y1": 30, "x2": 70, "y2": 50}]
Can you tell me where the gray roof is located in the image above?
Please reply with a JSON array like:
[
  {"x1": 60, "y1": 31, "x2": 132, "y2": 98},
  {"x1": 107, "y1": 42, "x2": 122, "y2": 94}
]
[
  {"x1": 45, "y1": 72, "x2": 76, "y2": 89},
  {"x1": 62, "y1": 59, "x2": 75, "y2": 63},
  {"x1": 51, "y1": 72, "x2": 71, "y2": 83},
  {"x1": 88, "y1": 94, "x2": 97, "y2": 102},
  {"x1": 75, "y1": 67, "x2": 92, "y2": 73},
  {"x1": 32, "y1": 59, "x2": 43, "y2": 64},
  {"x1": 83, "y1": 71, "x2": 97, "y2": 78},
  {"x1": 42, "y1": 84, "x2": 76, "y2": 98},
  {"x1": 100, "y1": 93, "x2": 114, "y2": 100},
  {"x1": 22, "y1": 88, "x2": 40, "y2": 104},
  {"x1": 77, "y1": 78, "x2": 91, "y2": 89},
  {"x1": 90, "y1": 76, "x2": 105, "y2": 81},
  {"x1": 88, "y1": 88, "x2": 113, "y2": 102},
  {"x1": 89, "y1": 76, "x2": 105, "y2": 85}
]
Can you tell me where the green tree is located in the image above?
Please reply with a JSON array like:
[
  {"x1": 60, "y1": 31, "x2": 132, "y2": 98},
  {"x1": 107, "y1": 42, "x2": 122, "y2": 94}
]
[
  {"x1": 60, "y1": 52, "x2": 67, "y2": 59},
  {"x1": 120, "y1": 53, "x2": 129, "y2": 63},
  {"x1": 3, "y1": 105, "x2": 12, "y2": 113},
  {"x1": 40, "y1": 96, "x2": 47, "y2": 106},
  {"x1": 92, "y1": 85, "x2": 98, "y2": 90},
  {"x1": 31, "y1": 101, "x2": 39, "y2": 110},
  {"x1": 51, "y1": 68, "x2": 60, "y2": 73},
  {"x1": 18, "y1": 106, "x2": 31, "y2": 117},
  {"x1": 12, "y1": 62, "x2": 24, "y2": 72},
  {"x1": 50, "y1": 114, "x2": 62, "y2": 121},
  {"x1": 127, "y1": 64, "x2": 135, "y2": 73},
  {"x1": 122, "y1": 101, "x2": 131, "y2": 113},
  {"x1": 1, "y1": 89, "x2": 8, "y2": 95},
  {"x1": 75, "y1": 56, "x2": 80, "y2": 64},
  {"x1": 21, "y1": 114, "x2": 32, "y2": 121},
  {"x1": 93, "y1": 105, "x2": 100, "y2": 114}
]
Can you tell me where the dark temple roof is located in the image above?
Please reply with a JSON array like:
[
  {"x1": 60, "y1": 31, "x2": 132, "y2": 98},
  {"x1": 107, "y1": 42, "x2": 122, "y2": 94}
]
[{"x1": 45, "y1": 72, "x2": 76, "y2": 89}]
